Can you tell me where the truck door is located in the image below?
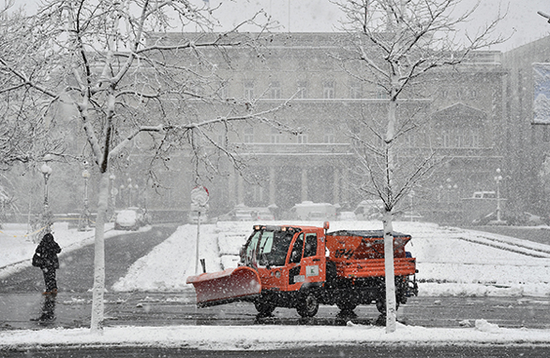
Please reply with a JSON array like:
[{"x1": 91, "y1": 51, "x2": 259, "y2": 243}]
[{"x1": 288, "y1": 232, "x2": 325, "y2": 290}]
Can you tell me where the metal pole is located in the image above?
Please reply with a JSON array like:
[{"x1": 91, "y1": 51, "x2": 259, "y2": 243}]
[
  {"x1": 496, "y1": 179, "x2": 501, "y2": 222},
  {"x1": 195, "y1": 211, "x2": 201, "y2": 275},
  {"x1": 495, "y1": 168, "x2": 502, "y2": 222}
]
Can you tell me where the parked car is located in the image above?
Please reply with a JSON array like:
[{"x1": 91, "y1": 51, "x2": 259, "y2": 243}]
[
  {"x1": 255, "y1": 208, "x2": 275, "y2": 221},
  {"x1": 114, "y1": 207, "x2": 145, "y2": 230},
  {"x1": 337, "y1": 211, "x2": 357, "y2": 221}
]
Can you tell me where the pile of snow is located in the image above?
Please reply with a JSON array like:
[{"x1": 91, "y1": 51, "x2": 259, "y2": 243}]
[{"x1": 3, "y1": 319, "x2": 550, "y2": 349}]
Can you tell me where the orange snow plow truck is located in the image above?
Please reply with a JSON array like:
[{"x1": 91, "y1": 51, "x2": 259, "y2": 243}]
[{"x1": 186, "y1": 222, "x2": 418, "y2": 317}]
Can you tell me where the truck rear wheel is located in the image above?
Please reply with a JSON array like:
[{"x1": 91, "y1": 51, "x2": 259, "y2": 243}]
[
  {"x1": 254, "y1": 301, "x2": 276, "y2": 316},
  {"x1": 336, "y1": 301, "x2": 357, "y2": 313},
  {"x1": 296, "y1": 293, "x2": 319, "y2": 318}
]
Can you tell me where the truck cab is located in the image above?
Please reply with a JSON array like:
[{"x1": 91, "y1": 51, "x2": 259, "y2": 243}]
[
  {"x1": 240, "y1": 224, "x2": 327, "y2": 292},
  {"x1": 238, "y1": 224, "x2": 328, "y2": 316}
]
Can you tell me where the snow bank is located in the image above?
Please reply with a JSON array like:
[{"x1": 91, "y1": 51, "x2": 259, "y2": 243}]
[
  {"x1": 0, "y1": 222, "x2": 142, "y2": 279},
  {"x1": 2, "y1": 320, "x2": 550, "y2": 350}
]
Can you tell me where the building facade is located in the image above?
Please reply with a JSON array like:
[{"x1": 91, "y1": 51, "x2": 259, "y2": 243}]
[{"x1": 124, "y1": 32, "x2": 506, "y2": 223}]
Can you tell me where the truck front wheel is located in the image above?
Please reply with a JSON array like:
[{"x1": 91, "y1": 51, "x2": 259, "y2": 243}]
[
  {"x1": 296, "y1": 293, "x2": 319, "y2": 318},
  {"x1": 254, "y1": 300, "x2": 276, "y2": 316},
  {"x1": 336, "y1": 300, "x2": 357, "y2": 313}
]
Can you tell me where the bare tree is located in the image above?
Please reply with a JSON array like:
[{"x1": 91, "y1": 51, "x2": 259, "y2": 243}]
[
  {"x1": 1, "y1": 1, "x2": 63, "y2": 170},
  {"x1": 0, "y1": 0, "x2": 291, "y2": 332},
  {"x1": 333, "y1": 0, "x2": 505, "y2": 332}
]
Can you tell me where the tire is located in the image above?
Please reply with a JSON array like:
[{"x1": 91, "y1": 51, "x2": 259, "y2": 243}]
[
  {"x1": 296, "y1": 293, "x2": 319, "y2": 318},
  {"x1": 336, "y1": 300, "x2": 357, "y2": 313},
  {"x1": 254, "y1": 300, "x2": 275, "y2": 316}
]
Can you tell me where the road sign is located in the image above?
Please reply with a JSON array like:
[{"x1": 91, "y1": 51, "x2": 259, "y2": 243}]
[{"x1": 191, "y1": 186, "x2": 209, "y2": 207}]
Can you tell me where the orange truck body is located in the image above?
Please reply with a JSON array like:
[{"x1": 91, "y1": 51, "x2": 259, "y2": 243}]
[{"x1": 187, "y1": 223, "x2": 418, "y2": 317}]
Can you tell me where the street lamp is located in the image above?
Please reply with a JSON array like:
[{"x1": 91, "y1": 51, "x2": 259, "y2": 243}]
[
  {"x1": 495, "y1": 168, "x2": 503, "y2": 222},
  {"x1": 133, "y1": 184, "x2": 139, "y2": 207},
  {"x1": 127, "y1": 178, "x2": 132, "y2": 207},
  {"x1": 120, "y1": 184, "x2": 126, "y2": 208},
  {"x1": 40, "y1": 154, "x2": 53, "y2": 233}
]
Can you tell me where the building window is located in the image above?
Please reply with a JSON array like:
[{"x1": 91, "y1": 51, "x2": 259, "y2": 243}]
[
  {"x1": 297, "y1": 133, "x2": 308, "y2": 144},
  {"x1": 442, "y1": 131, "x2": 450, "y2": 148},
  {"x1": 472, "y1": 131, "x2": 480, "y2": 147},
  {"x1": 296, "y1": 81, "x2": 308, "y2": 98},
  {"x1": 219, "y1": 82, "x2": 229, "y2": 99},
  {"x1": 244, "y1": 127, "x2": 254, "y2": 143},
  {"x1": 271, "y1": 128, "x2": 282, "y2": 143},
  {"x1": 405, "y1": 133, "x2": 415, "y2": 147},
  {"x1": 376, "y1": 87, "x2": 387, "y2": 99},
  {"x1": 349, "y1": 81, "x2": 362, "y2": 99},
  {"x1": 324, "y1": 127, "x2": 335, "y2": 143},
  {"x1": 269, "y1": 81, "x2": 281, "y2": 99},
  {"x1": 253, "y1": 185, "x2": 265, "y2": 203},
  {"x1": 323, "y1": 81, "x2": 335, "y2": 99},
  {"x1": 244, "y1": 80, "x2": 254, "y2": 100},
  {"x1": 456, "y1": 132, "x2": 465, "y2": 147}
]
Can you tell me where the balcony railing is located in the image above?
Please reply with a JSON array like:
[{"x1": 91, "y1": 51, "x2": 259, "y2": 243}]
[{"x1": 238, "y1": 143, "x2": 353, "y2": 156}]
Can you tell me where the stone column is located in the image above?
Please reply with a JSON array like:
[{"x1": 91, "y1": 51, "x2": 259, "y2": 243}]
[
  {"x1": 237, "y1": 173, "x2": 244, "y2": 205},
  {"x1": 301, "y1": 168, "x2": 308, "y2": 202},
  {"x1": 333, "y1": 168, "x2": 340, "y2": 204},
  {"x1": 269, "y1": 167, "x2": 276, "y2": 204},
  {"x1": 342, "y1": 169, "x2": 349, "y2": 204}
]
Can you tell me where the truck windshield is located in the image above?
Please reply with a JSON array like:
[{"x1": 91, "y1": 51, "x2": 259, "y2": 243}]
[{"x1": 243, "y1": 229, "x2": 295, "y2": 267}]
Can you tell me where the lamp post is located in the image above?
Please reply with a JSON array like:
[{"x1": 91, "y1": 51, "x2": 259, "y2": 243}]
[
  {"x1": 40, "y1": 154, "x2": 53, "y2": 233},
  {"x1": 79, "y1": 168, "x2": 91, "y2": 231},
  {"x1": 133, "y1": 184, "x2": 139, "y2": 207},
  {"x1": 495, "y1": 168, "x2": 503, "y2": 222},
  {"x1": 119, "y1": 184, "x2": 125, "y2": 208},
  {"x1": 127, "y1": 178, "x2": 132, "y2": 207}
]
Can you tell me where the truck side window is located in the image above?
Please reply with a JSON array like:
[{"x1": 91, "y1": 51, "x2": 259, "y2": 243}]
[
  {"x1": 289, "y1": 234, "x2": 304, "y2": 263},
  {"x1": 303, "y1": 233, "x2": 317, "y2": 257}
]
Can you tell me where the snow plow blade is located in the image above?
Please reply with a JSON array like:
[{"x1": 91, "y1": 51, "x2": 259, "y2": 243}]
[{"x1": 186, "y1": 266, "x2": 262, "y2": 308}]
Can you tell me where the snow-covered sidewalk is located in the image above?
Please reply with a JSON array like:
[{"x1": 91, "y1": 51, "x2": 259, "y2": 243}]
[{"x1": 2, "y1": 320, "x2": 550, "y2": 350}]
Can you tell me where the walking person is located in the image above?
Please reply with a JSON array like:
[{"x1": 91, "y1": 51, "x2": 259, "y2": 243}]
[{"x1": 32, "y1": 233, "x2": 62, "y2": 295}]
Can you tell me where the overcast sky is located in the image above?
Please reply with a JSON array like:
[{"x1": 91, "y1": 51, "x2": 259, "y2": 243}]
[{"x1": 18, "y1": 0, "x2": 550, "y2": 51}]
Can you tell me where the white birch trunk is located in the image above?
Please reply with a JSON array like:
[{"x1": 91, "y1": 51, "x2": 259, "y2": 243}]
[
  {"x1": 383, "y1": 90, "x2": 398, "y2": 333},
  {"x1": 90, "y1": 172, "x2": 110, "y2": 332},
  {"x1": 383, "y1": 210, "x2": 397, "y2": 333}
]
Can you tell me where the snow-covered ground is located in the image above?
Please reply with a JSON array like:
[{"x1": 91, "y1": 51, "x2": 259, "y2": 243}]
[
  {"x1": 0, "y1": 222, "x2": 114, "y2": 279},
  {"x1": 112, "y1": 220, "x2": 550, "y2": 297},
  {"x1": 2, "y1": 220, "x2": 550, "y2": 349}
]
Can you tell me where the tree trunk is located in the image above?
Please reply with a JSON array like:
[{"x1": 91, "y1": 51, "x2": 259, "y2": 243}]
[
  {"x1": 383, "y1": 93, "x2": 398, "y2": 333},
  {"x1": 383, "y1": 211, "x2": 397, "y2": 333},
  {"x1": 90, "y1": 172, "x2": 110, "y2": 332}
]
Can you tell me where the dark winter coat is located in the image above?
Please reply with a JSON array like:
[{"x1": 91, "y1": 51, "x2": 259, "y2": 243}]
[{"x1": 34, "y1": 233, "x2": 62, "y2": 269}]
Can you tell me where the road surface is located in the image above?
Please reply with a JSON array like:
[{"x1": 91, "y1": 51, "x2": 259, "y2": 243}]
[{"x1": 2, "y1": 224, "x2": 550, "y2": 356}]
